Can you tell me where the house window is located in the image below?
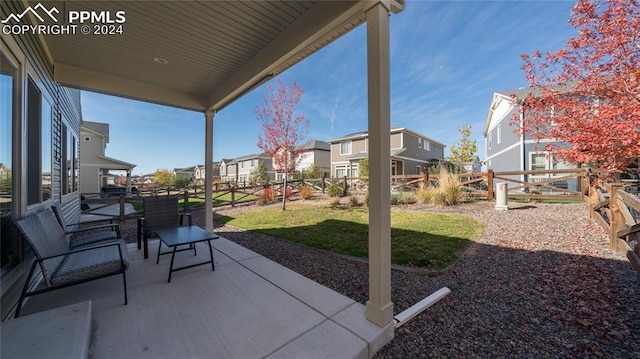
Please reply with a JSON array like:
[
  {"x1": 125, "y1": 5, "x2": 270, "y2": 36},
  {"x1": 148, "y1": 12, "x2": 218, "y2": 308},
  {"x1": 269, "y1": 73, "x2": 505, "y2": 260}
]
[
  {"x1": 251, "y1": 159, "x2": 257, "y2": 167},
  {"x1": 424, "y1": 140, "x2": 430, "y2": 151},
  {"x1": 417, "y1": 165, "x2": 423, "y2": 174},
  {"x1": 497, "y1": 124, "x2": 502, "y2": 144},
  {"x1": 62, "y1": 123, "x2": 78, "y2": 195},
  {"x1": 26, "y1": 77, "x2": 52, "y2": 205},
  {"x1": 1, "y1": 50, "x2": 18, "y2": 271},
  {"x1": 488, "y1": 131, "x2": 492, "y2": 150},
  {"x1": 350, "y1": 164, "x2": 359, "y2": 177},
  {"x1": 335, "y1": 165, "x2": 347, "y2": 178},
  {"x1": 418, "y1": 138, "x2": 422, "y2": 148},
  {"x1": 340, "y1": 141, "x2": 351, "y2": 155},
  {"x1": 530, "y1": 153, "x2": 547, "y2": 172}
]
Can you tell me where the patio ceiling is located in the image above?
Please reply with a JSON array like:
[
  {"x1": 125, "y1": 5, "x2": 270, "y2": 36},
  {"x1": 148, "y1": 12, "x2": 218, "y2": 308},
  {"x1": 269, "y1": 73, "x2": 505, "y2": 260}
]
[{"x1": 34, "y1": 0, "x2": 401, "y2": 112}]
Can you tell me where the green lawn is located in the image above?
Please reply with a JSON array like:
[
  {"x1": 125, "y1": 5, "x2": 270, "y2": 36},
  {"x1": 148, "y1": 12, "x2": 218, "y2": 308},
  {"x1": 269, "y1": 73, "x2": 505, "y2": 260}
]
[{"x1": 217, "y1": 203, "x2": 483, "y2": 271}]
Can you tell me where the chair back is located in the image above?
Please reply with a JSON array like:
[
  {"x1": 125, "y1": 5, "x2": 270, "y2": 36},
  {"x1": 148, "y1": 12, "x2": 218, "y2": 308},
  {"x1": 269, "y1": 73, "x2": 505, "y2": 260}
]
[
  {"x1": 51, "y1": 202, "x2": 71, "y2": 230},
  {"x1": 143, "y1": 197, "x2": 180, "y2": 236},
  {"x1": 15, "y1": 210, "x2": 69, "y2": 286}
]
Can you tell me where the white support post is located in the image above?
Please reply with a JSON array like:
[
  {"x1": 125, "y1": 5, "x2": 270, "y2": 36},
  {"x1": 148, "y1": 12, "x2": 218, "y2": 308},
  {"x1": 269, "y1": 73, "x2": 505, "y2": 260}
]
[
  {"x1": 365, "y1": 0, "x2": 394, "y2": 327},
  {"x1": 204, "y1": 110, "x2": 215, "y2": 232}
]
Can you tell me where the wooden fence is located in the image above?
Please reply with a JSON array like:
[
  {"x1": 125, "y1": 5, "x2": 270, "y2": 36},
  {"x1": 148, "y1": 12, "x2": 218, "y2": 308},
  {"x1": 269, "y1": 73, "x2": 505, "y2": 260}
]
[{"x1": 588, "y1": 182, "x2": 640, "y2": 272}]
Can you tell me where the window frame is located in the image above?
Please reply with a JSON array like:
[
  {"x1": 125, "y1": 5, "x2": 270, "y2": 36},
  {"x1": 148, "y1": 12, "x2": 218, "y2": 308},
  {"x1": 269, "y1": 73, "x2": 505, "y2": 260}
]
[
  {"x1": 25, "y1": 70, "x2": 54, "y2": 208},
  {"x1": 340, "y1": 141, "x2": 352, "y2": 155}
]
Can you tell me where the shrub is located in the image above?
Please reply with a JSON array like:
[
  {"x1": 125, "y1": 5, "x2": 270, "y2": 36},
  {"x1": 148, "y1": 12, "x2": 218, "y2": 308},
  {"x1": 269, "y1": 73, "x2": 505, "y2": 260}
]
[
  {"x1": 349, "y1": 195, "x2": 360, "y2": 207},
  {"x1": 279, "y1": 186, "x2": 293, "y2": 199},
  {"x1": 330, "y1": 197, "x2": 341, "y2": 207},
  {"x1": 327, "y1": 181, "x2": 345, "y2": 198},
  {"x1": 257, "y1": 186, "x2": 277, "y2": 205},
  {"x1": 416, "y1": 186, "x2": 434, "y2": 204},
  {"x1": 299, "y1": 185, "x2": 314, "y2": 199},
  {"x1": 391, "y1": 192, "x2": 417, "y2": 205},
  {"x1": 439, "y1": 169, "x2": 461, "y2": 205}
]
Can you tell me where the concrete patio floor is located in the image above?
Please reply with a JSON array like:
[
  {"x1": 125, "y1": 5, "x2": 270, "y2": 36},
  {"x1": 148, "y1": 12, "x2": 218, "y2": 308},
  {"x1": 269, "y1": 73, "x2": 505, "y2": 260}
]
[{"x1": 15, "y1": 237, "x2": 394, "y2": 358}]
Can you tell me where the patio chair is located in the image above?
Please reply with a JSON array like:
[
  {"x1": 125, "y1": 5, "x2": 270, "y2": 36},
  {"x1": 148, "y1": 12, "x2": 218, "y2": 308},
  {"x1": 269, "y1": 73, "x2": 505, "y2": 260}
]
[
  {"x1": 52, "y1": 202, "x2": 121, "y2": 249},
  {"x1": 14, "y1": 209, "x2": 129, "y2": 318},
  {"x1": 138, "y1": 196, "x2": 192, "y2": 259}
]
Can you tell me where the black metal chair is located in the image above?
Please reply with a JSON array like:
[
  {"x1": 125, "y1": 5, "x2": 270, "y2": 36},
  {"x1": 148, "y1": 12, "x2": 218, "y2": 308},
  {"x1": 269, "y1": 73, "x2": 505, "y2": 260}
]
[
  {"x1": 51, "y1": 202, "x2": 121, "y2": 249},
  {"x1": 138, "y1": 196, "x2": 192, "y2": 259},
  {"x1": 14, "y1": 209, "x2": 129, "y2": 318}
]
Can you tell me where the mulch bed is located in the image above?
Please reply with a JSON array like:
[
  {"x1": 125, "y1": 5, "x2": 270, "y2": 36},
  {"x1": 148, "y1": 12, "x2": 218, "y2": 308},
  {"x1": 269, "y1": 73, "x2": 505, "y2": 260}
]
[{"x1": 117, "y1": 200, "x2": 640, "y2": 358}]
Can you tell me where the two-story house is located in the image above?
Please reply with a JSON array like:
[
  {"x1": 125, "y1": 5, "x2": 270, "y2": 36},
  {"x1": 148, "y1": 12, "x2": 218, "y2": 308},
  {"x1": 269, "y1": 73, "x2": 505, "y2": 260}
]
[
  {"x1": 220, "y1": 153, "x2": 274, "y2": 183},
  {"x1": 329, "y1": 127, "x2": 445, "y2": 178},
  {"x1": 272, "y1": 140, "x2": 332, "y2": 180},
  {"x1": 483, "y1": 88, "x2": 578, "y2": 188},
  {"x1": 79, "y1": 121, "x2": 136, "y2": 194}
]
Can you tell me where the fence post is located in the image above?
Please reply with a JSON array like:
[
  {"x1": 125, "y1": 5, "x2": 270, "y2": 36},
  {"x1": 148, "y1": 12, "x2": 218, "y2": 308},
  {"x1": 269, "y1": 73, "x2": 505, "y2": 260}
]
[
  {"x1": 231, "y1": 187, "x2": 236, "y2": 207},
  {"x1": 343, "y1": 176, "x2": 348, "y2": 197},
  {"x1": 608, "y1": 183, "x2": 625, "y2": 253},
  {"x1": 119, "y1": 196, "x2": 125, "y2": 221},
  {"x1": 487, "y1": 169, "x2": 494, "y2": 201},
  {"x1": 321, "y1": 173, "x2": 326, "y2": 194},
  {"x1": 421, "y1": 172, "x2": 429, "y2": 188}
]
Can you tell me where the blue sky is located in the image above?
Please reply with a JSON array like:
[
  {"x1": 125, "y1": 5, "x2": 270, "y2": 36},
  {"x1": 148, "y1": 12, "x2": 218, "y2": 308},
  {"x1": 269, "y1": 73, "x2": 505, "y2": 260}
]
[{"x1": 81, "y1": 0, "x2": 577, "y2": 176}]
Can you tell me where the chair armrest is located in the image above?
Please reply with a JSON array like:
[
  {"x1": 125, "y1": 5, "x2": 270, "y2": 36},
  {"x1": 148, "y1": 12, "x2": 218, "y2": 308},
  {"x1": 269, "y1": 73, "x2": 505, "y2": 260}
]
[
  {"x1": 40, "y1": 240, "x2": 124, "y2": 262},
  {"x1": 66, "y1": 223, "x2": 120, "y2": 234}
]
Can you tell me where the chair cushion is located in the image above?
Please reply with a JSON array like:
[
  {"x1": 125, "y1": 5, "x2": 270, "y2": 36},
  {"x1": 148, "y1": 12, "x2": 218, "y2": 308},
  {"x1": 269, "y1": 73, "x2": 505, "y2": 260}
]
[
  {"x1": 51, "y1": 240, "x2": 129, "y2": 286},
  {"x1": 69, "y1": 231, "x2": 119, "y2": 249}
]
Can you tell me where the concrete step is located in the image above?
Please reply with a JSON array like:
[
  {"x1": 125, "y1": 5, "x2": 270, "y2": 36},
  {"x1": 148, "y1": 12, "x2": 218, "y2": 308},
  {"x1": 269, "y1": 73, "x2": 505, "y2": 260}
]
[{"x1": 1, "y1": 301, "x2": 92, "y2": 359}]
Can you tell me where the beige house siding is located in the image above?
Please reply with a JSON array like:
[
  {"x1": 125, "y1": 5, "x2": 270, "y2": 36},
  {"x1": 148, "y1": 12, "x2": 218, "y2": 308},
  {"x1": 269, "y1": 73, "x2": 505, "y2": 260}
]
[{"x1": 329, "y1": 128, "x2": 446, "y2": 177}]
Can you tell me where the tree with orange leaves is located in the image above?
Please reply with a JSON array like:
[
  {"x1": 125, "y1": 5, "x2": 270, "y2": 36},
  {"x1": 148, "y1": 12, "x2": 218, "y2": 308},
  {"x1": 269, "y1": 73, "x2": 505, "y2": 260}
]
[
  {"x1": 517, "y1": 0, "x2": 640, "y2": 174},
  {"x1": 256, "y1": 78, "x2": 309, "y2": 209}
]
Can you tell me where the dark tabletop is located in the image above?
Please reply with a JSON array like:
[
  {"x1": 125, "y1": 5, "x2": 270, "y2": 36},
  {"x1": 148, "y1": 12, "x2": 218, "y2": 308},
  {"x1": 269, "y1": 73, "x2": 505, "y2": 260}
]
[{"x1": 154, "y1": 226, "x2": 219, "y2": 247}]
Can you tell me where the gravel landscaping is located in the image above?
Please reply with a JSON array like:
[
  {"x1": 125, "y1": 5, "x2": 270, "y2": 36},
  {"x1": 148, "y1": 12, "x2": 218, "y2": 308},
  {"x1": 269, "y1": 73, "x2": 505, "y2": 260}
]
[{"x1": 119, "y1": 200, "x2": 640, "y2": 358}]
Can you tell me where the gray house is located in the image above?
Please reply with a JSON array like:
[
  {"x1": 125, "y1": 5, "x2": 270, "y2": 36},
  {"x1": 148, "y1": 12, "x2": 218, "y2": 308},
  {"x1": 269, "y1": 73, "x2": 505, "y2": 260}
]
[
  {"x1": 483, "y1": 88, "x2": 579, "y2": 188},
  {"x1": 79, "y1": 121, "x2": 136, "y2": 194},
  {"x1": 220, "y1": 153, "x2": 274, "y2": 183},
  {"x1": 329, "y1": 127, "x2": 445, "y2": 178}
]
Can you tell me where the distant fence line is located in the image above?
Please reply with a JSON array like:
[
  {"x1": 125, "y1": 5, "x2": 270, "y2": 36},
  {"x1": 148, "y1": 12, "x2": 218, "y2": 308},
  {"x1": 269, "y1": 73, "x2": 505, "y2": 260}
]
[{"x1": 84, "y1": 168, "x2": 640, "y2": 270}]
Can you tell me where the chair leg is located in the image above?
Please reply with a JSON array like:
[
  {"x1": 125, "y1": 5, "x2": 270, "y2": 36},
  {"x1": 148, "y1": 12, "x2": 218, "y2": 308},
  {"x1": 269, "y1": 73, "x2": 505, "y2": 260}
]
[
  {"x1": 15, "y1": 261, "x2": 38, "y2": 318},
  {"x1": 156, "y1": 240, "x2": 162, "y2": 264},
  {"x1": 122, "y1": 271, "x2": 128, "y2": 305}
]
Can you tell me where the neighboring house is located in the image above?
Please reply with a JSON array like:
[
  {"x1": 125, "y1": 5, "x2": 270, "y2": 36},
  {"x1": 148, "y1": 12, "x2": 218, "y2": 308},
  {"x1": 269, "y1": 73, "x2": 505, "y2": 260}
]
[
  {"x1": 197, "y1": 162, "x2": 221, "y2": 182},
  {"x1": 79, "y1": 121, "x2": 137, "y2": 194},
  {"x1": 329, "y1": 127, "x2": 445, "y2": 178},
  {"x1": 172, "y1": 166, "x2": 197, "y2": 181},
  {"x1": 463, "y1": 156, "x2": 483, "y2": 173},
  {"x1": 483, "y1": 88, "x2": 579, "y2": 189},
  {"x1": 272, "y1": 140, "x2": 331, "y2": 180},
  {"x1": 219, "y1": 159, "x2": 234, "y2": 182},
  {"x1": 232, "y1": 153, "x2": 274, "y2": 183}
]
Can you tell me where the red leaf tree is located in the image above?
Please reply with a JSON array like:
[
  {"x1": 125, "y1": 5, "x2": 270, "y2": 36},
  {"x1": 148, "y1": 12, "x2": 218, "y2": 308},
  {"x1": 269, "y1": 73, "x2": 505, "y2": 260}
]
[
  {"x1": 256, "y1": 78, "x2": 309, "y2": 209},
  {"x1": 516, "y1": 0, "x2": 640, "y2": 174}
]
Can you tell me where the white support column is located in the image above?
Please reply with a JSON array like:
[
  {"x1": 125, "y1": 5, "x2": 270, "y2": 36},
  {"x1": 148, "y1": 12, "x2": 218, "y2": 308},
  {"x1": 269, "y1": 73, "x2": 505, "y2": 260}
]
[
  {"x1": 365, "y1": 0, "x2": 394, "y2": 327},
  {"x1": 204, "y1": 110, "x2": 215, "y2": 232},
  {"x1": 126, "y1": 170, "x2": 132, "y2": 195}
]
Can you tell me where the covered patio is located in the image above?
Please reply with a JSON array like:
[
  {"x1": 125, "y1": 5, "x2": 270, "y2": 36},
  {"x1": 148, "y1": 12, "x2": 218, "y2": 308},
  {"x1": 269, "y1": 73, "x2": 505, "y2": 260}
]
[
  {"x1": 3, "y1": 0, "x2": 406, "y2": 356},
  {"x1": 9, "y1": 238, "x2": 391, "y2": 358}
]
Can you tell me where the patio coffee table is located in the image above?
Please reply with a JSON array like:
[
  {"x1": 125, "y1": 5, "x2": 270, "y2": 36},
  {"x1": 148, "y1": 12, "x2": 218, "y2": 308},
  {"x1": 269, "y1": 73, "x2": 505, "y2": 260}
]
[{"x1": 154, "y1": 226, "x2": 218, "y2": 282}]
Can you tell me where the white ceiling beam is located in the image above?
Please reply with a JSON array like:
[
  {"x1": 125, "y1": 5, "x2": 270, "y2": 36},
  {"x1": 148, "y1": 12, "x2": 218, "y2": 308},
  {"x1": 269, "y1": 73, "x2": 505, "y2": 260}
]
[{"x1": 54, "y1": 63, "x2": 208, "y2": 111}]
